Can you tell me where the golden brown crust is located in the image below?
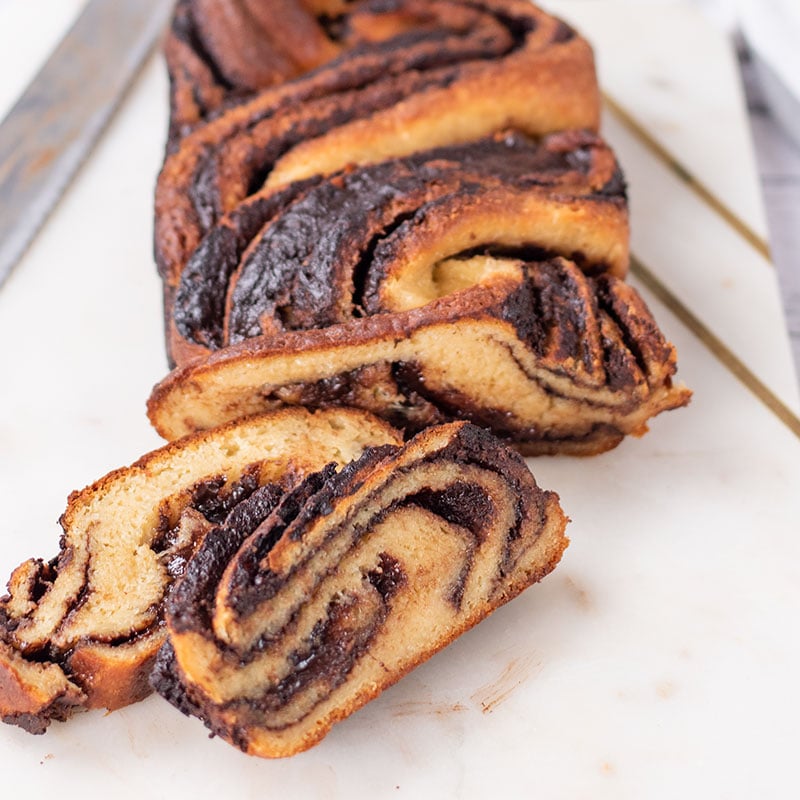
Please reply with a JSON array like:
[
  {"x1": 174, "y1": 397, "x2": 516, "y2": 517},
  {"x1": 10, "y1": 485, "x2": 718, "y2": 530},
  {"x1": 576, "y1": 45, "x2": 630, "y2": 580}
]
[
  {"x1": 66, "y1": 637, "x2": 164, "y2": 712},
  {"x1": 0, "y1": 408, "x2": 401, "y2": 733},
  {"x1": 152, "y1": 422, "x2": 569, "y2": 757}
]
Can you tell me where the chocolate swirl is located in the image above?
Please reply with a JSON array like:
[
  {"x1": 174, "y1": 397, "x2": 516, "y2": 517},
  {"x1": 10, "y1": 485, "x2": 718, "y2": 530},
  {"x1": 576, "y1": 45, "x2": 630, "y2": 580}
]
[
  {"x1": 0, "y1": 409, "x2": 400, "y2": 733},
  {"x1": 152, "y1": 421, "x2": 569, "y2": 757},
  {"x1": 168, "y1": 129, "x2": 627, "y2": 364}
]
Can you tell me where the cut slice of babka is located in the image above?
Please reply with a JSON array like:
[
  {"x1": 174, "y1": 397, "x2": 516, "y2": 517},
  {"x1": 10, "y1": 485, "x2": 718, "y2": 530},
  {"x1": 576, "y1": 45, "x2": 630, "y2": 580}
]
[
  {"x1": 0, "y1": 408, "x2": 401, "y2": 733},
  {"x1": 152, "y1": 421, "x2": 569, "y2": 757}
]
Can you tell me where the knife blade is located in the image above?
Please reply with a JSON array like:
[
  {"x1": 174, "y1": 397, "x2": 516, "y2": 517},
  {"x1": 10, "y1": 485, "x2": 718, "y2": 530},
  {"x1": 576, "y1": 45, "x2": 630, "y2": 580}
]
[{"x1": 0, "y1": 0, "x2": 174, "y2": 289}]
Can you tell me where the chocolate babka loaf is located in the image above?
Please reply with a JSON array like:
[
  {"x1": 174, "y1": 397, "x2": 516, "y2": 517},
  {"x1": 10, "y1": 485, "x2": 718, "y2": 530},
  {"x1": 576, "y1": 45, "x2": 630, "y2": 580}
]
[
  {"x1": 0, "y1": 408, "x2": 400, "y2": 733},
  {"x1": 150, "y1": 0, "x2": 689, "y2": 451},
  {"x1": 152, "y1": 421, "x2": 569, "y2": 757}
]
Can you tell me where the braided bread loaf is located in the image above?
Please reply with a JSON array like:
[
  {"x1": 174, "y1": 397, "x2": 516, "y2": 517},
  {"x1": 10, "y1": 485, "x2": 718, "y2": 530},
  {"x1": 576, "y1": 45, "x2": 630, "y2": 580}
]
[
  {"x1": 152, "y1": 421, "x2": 568, "y2": 757},
  {"x1": 151, "y1": 0, "x2": 689, "y2": 451},
  {"x1": 0, "y1": 409, "x2": 400, "y2": 733}
]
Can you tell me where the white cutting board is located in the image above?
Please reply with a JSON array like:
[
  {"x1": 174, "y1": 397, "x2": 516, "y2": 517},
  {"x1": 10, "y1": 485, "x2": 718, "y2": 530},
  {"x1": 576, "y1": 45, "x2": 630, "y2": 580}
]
[{"x1": 1, "y1": 2, "x2": 799, "y2": 797}]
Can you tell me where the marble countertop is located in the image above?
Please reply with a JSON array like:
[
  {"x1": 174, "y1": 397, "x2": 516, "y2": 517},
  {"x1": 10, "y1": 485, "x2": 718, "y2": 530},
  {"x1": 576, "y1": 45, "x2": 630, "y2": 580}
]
[{"x1": 0, "y1": 3, "x2": 799, "y2": 798}]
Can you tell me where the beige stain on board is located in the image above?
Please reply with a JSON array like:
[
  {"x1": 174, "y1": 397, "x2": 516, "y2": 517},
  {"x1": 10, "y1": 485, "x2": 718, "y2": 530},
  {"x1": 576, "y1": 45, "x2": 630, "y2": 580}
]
[
  {"x1": 470, "y1": 652, "x2": 542, "y2": 714},
  {"x1": 390, "y1": 651, "x2": 542, "y2": 720},
  {"x1": 656, "y1": 680, "x2": 676, "y2": 700},
  {"x1": 562, "y1": 575, "x2": 593, "y2": 613},
  {"x1": 391, "y1": 700, "x2": 469, "y2": 718}
]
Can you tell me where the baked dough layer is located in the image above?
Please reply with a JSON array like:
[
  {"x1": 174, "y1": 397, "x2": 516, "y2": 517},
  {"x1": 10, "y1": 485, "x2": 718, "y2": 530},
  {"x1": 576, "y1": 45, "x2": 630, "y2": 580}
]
[{"x1": 149, "y1": 257, "x2": 690, "y2": 453}]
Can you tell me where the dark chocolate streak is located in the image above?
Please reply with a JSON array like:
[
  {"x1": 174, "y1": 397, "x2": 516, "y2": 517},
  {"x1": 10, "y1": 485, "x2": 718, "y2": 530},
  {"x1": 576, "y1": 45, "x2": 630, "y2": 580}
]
[
  {"x1": 219, "y1": 465, "x2": 339, "y2": 621},
  {"x1": 150, "y1": 465, "x2": 264, "y2": 558},
  {"x1": 166, "y1": 484, "x2": 286, "y2": 635},
  {"x1": 367, "y1": 551, "x2": 407, "y2": 600},
  {"x1": 526, "y1": 260, "x2": 597, "y2": 368},
  {"x1": 595, "y1": 275, "x2": 674, "y2": 380},
  {"x1": 410, "y1": 482, "x2": 496, "y2": 539},
  {"x1": 172, "y1": 0, "x2": 233, "y2": 90},
  {"x1": 408, "y1": 482, "x2": 493, "y2": 608},
  {"x1": 231, "y1": 589, "x2": 387, "y2": 723},
  {"x1": 175, "y1": 178, "x2": 321, "y2": 348},
  {"x1": 190, "y1": 466, "x2": 262, "y2": 524},
  {"x1": 418, "y1": 424, "x2": 539, "y2": 579},
  {"x1": 224, "y1": 447, "x2": 399, "y2": 622},
  {"x1": 48, "y1": 539, "x2": 93, "y2": 656}
]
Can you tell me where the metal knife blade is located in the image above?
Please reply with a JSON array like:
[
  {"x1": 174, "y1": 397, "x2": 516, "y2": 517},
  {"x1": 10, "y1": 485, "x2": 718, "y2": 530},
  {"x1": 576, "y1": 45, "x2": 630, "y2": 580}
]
[{"x1": 0, "y1": 0, "x2": 174, "y2": 289}]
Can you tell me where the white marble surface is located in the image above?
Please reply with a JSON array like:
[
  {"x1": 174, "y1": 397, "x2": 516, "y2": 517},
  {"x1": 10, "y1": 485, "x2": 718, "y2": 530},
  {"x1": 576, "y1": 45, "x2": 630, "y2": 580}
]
[{"x1": 0, "y1": 3, "x2": 799, "y2": 798}]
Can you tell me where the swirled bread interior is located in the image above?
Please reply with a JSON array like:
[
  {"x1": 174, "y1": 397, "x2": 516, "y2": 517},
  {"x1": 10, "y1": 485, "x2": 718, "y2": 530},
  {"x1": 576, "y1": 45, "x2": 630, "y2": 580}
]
[{"x1": 152, "y1": 422, "x2": 569, "y2": 757}]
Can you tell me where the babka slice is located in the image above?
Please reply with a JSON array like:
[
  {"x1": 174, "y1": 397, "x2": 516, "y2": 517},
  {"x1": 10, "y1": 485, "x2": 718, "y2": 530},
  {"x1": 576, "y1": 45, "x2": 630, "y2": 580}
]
[
  {"x1": 0, "y1": 408, "x2": 401, "y2": 733},
  {"x1": 152, "y1": 421, "x2": 569, "y2": 757},
  {"x1": 148, "y1": 257, "x2": 691, "y2": 453}
]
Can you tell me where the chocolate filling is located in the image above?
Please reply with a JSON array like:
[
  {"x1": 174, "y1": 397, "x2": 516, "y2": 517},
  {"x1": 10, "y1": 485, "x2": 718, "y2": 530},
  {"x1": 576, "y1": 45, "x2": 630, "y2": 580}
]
[
  {"x1": 166, "y1": 483, "x2": 286, "y2": 636},
  {"x1": 222, "y1": 588, "x2": 388, "y2": 735},
  {"x1": 179, "y1": 131, "x2": 619, "y2": 347},
  {"x1": 410, "y1": 482, "x2": 495, "y2": 538},
  {"x1": 174, "y1": 177, "x2": 322, "y2": 348}
]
